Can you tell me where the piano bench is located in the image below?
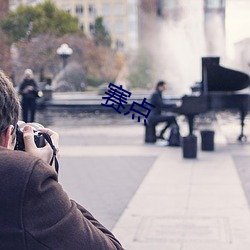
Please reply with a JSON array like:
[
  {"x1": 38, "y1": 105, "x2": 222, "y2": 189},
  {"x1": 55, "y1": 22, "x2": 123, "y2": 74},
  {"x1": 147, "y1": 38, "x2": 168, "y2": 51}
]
[{"x1": 145, "y1": 123, "x2": 156, "y2": 143}]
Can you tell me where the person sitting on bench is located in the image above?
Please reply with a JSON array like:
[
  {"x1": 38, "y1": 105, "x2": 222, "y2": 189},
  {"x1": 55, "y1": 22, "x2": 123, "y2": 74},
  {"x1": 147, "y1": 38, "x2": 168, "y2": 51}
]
[{"x1": 148, "y1": 80, "x2": 178, "y2": 140}]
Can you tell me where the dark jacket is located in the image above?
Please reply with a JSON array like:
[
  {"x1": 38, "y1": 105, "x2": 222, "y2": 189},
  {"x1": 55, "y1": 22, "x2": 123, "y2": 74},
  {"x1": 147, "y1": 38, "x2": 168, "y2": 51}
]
[
  {"x1": 19, "y1": 79, "x2": 38, "y2": 99},
  {"x1": 149, "y1": 90, "x2": 171, "y2": 116},
  {"x1": 0, "y1": 147, "x2": 124, "y2": 250}
]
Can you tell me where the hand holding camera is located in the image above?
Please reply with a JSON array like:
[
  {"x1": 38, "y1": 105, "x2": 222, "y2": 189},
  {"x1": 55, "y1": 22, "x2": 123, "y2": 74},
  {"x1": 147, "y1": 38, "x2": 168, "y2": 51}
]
[
  {"x1": 15, "y1": 122, "x2": 46, "y2": 151},
  {"x1": 15, "y1": 122, "x2": 59, "y2": 172}
]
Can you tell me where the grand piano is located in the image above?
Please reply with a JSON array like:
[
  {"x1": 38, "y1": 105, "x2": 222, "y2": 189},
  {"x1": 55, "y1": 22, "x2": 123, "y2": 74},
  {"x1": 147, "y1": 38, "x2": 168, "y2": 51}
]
[{"x1": 175, "y1": 57, "x2": 250, "y2": 141}]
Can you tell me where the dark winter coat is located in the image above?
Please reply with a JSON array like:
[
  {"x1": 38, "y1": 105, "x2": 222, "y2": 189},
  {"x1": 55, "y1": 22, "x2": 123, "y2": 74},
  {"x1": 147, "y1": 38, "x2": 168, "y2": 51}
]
[
  {"x1": 19, "y1": 79, "x2": 39, "y2": 99},
  {"x1": 149, "y1": 89, "x2": 174, "y2": 116},
  {"x1": 0, "y1": 147, "x2": 124, "y2": 250}
]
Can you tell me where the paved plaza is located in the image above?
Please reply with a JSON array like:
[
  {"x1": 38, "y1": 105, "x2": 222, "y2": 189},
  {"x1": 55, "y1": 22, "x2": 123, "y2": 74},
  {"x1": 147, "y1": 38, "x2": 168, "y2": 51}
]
[{"x1": 37, "y1": 110, "x2": 250, "y2": 250}]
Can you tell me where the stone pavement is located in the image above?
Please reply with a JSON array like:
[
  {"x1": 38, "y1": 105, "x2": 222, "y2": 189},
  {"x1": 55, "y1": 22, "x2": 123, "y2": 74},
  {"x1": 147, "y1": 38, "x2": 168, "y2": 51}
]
[
  {"x1": 111, "y1": 118, "x2": 250, "y2": 250},
  {"x1": 45, "y1": 112, "x2": 250, "y2": 250}
]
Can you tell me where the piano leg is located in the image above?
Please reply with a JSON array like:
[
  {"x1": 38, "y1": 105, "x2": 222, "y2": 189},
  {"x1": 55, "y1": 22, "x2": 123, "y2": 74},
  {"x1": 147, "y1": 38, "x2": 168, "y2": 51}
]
[
  {"x1": 238, "y1": 109, "x2": 247, "y2": 142},
  {"x1": 187, "y1": 115, "x2": 195, "y2": 135}
]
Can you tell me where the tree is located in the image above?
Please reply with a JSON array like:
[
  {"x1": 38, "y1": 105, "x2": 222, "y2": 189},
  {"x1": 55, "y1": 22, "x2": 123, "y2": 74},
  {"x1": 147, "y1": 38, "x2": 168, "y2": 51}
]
[
  {"x1": 1, "y1": 0, "x2": 80, "y2": 43},
  {"x1": 91, "y1": 17, "x2": 112, "y2": 47},
  {"x1": 13, "y1": 33, "x2": 121, "y2": 90}
]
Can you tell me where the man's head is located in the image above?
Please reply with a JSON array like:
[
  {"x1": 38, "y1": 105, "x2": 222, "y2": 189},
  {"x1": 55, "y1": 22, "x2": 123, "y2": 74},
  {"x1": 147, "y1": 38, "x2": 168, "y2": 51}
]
[
  {"x1": 0, "y1": 71, "x2": 20, "y2": 148},
  {"x1": 156, "y1": 81, "x2": 166, "y2": 92}
]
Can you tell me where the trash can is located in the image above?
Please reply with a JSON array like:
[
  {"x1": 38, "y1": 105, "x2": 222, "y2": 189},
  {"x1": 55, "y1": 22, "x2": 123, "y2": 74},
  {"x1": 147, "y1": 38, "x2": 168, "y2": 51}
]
[
  {"x1": 200, "y1": 130, "x2": 214, "y2": 151},
  {"x1": 182, "y1": 135, "x2": 197, "y2": 159}
]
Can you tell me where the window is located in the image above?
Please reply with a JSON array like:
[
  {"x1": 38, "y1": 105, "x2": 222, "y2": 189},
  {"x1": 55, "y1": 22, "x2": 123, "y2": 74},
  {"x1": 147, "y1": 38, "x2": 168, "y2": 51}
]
[
  {"x1": 116, "y1": 39, "x2": 124, "y2": 50},
  {"x1": 89, "y1": 22, "x2": 95, "y2": 33},
  {"x1": 80, "y1": 22, "x2": 84, "y2": 32},
  {"x1": 205, "y1": 0, "x2": 225, "y2": 9},
  {"x1": 64, "y1": 5, "x2": 71, "y2": 13},
  {"x1": 115, "y1": 20, "x2": 124, "y2": 33},
  {"x1": 89, "y1": 4, "x2": 96, "y2": 17},
  {"x1": 75, "y1": 5, "x2": 84, "y2": 16},
  {"x1": 102, "y1": 3, "x2": 111, "y2": 16},
  {"x1": 115, "y1": 3, "x2": 125, "y2": 16},
  {"x1": 103, "y1": 20, "x2": 112, "y2": 31}
]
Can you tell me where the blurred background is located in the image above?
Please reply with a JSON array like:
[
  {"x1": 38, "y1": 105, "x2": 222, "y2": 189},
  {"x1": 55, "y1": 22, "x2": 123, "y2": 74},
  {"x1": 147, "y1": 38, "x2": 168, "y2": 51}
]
[{"x1": 0, "y1": 0, "x2": 250, "y2": 96}]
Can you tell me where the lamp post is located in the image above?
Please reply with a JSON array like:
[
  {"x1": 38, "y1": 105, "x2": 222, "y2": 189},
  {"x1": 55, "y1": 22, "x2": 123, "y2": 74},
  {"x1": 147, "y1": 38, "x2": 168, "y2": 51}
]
[{"x1": 56, "y1": 43, "x2": 73, "y2": 68}]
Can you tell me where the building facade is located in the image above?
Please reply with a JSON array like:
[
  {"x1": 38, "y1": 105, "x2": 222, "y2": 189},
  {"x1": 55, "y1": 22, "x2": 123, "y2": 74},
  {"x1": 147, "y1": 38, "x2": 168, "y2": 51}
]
[
  {"x1": 9, "y1": 0, "x2": 139, "y2": 51},
  {"x1": 51, "y1": 0, "x2": 138, "y2": 51}
]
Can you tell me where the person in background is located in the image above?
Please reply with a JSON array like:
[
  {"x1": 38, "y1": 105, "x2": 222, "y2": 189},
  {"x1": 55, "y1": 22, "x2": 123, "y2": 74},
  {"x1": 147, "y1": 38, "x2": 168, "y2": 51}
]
[
  {"x1": 0, "y1": 70, "x2": 124, "y2": 249},
  {"x1": 19, "y1": 69, "x2": 39, "y2": 123},
  {"x1": 148, "y1": 80, "x2": 178, "y2": 140}
]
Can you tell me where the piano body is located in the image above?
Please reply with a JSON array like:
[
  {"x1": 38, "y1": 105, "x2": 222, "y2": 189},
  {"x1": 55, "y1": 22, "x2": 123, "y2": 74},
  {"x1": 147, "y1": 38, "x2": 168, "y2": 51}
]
[{"x1": 176, "y1": 57, "x2": 250, "y2": 141}]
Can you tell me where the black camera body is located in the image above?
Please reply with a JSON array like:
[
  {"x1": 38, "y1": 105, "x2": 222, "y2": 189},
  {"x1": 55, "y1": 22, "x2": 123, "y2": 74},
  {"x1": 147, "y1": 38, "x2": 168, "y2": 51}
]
[{"x1": 14, "y1": 123, "x2": 46, "y2": 151}]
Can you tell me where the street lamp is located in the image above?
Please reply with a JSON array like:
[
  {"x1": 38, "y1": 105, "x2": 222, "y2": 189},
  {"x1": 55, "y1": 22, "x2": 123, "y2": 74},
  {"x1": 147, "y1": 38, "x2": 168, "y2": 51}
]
[{"x1": 56, "y1": 43, "x2": 73, "y2": 68}]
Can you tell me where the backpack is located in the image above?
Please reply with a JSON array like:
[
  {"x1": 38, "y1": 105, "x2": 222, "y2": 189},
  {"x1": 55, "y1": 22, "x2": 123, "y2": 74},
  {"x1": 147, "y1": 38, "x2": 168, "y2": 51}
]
[{"x1": 168, "y1": 124, "x2": 181, "y2": 147}]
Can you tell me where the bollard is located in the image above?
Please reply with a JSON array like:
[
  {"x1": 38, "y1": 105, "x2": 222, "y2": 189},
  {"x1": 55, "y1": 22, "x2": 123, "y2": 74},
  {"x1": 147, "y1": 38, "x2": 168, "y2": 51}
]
[
  {"x1": 145, "y1": 123, "x2": 156, "y2": 143},
  {"x1": 200, "y1": 130, "x2": 215, "y2": 151},
  {"x1": 182, "y1": 135, "x2": 197, "y2": 159}
]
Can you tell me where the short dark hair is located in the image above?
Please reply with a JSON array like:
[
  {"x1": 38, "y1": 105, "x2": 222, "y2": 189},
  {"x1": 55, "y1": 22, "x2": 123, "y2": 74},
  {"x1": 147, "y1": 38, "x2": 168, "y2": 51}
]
[
  {"x1": 0, "y1": 71, "x2": 20, "y2": 143},
  {"x1": 156, "y1": 80, "x2": 166, "y2": 90}
]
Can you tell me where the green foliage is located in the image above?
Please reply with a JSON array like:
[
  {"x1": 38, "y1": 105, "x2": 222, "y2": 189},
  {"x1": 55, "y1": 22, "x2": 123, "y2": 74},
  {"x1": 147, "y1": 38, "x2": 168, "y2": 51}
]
[
  {"x1": 86, "y1": 74, "x2": 103, "y2": 87},
  {"x1": 128, "y1": 50, "x2": 153, "y2": 88},
  {"x1": 1, "y1": 0, "x2": 80, "y2": 42},
  {"x1": 86, "y1": 73, "x2": 114, "y2": 87},
  {"x1": 92, "y1": 17, "x2": 111, "y2": 47}
]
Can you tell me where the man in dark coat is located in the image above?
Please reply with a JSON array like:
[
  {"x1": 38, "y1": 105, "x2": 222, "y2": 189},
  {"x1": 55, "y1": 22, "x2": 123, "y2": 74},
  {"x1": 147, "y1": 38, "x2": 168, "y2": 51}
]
[
  {"x1": 0, "y1": 70, "x2": 124, "y2": 249},
  {"x1": 148, "y1": 80, "x2": 178, "y2": 140}
]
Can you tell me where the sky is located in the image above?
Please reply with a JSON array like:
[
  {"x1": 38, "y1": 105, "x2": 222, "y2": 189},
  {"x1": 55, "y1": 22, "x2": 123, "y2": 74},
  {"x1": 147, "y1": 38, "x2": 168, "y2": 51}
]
[{"x1": 226, "y1": 0, "x2": 250, "y2": 58}]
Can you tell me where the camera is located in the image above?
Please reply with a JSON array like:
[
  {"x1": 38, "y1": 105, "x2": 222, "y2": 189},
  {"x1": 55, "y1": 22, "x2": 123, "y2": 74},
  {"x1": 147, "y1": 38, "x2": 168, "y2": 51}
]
[{"x1": 14, "y1": 122, "x2": 46, "y2": 151}]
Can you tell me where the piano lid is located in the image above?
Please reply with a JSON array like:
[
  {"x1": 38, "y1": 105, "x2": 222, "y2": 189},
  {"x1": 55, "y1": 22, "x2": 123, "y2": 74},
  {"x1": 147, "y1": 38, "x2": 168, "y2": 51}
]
[{"x1": 201, "y1": 57, "x2": 250, "y2": 92}]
